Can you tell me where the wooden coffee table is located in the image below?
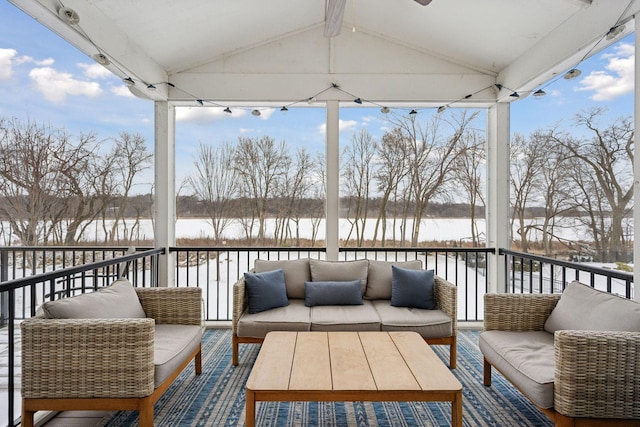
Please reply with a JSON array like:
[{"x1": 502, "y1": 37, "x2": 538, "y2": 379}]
[{"x1": 245, "y1": 331, "x2": 462, "y2": 426}]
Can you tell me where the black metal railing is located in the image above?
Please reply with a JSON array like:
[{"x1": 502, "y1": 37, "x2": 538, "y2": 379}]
[{"x1": 500, "y1": 248, "x2": 634, "y2": 299}]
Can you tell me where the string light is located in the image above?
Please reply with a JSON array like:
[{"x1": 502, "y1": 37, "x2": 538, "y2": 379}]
[
  {"x1": 251, "y1": 109, "x2": 261, "y2": 116},
  {"x1": 223, "y1": 107, "x2": 232, "y2": 114}
]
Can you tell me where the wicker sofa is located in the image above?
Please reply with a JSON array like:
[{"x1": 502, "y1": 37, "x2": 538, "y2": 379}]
[
  {"x1": 480, "y1": 281, "x2": 640, "y2": 427},
  {"x1": 21, "y1": 279, "x2": 203, "y2": 427},
  {"x1": 232, "y1": 258, "x2": 457, "y2": 368}
]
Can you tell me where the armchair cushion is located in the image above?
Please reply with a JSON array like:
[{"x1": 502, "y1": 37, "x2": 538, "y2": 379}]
[
  {"x1": 544, "y1": 280, "x2": 640, "y2": 333},
  {"x1": 153, "y1": 324, "x2": 203, "y2": 387},
  {"x1": 304, "y1": 280, "x2": 363, "y2": 307},
  {"x1": 41, "y1": 278, "x2": 146, "y2": 319},
  {"x1": 391, "y1": 266, "x2": 436, "y2": 310},
  {"x1": 244, "y1": 269, "x2": 289, "y2": 314}
]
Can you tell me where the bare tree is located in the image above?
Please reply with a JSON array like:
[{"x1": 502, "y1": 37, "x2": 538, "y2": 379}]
[
  {"x1": 342, "y1": 129, "x2": 377, "y2": 246},
  {"x1": 233, "y1": 136, "x2": 289, "y2": 244},
  {"x1": 552, "y1": 108, "x2": 634, "y2": 261},
  {"x1": 373, "y1": 127, "x2": 409, "y2": 246},
  {"x1": 188, "y1": 142, "x2": 238, "y2": 243},
  {"x1": 389, "y1": 110, "x2": 478, "y2": 246},
  {"x1": 510, "y1": 132, "x2": 544, "y2": 252},
  {"x1": 309, "y1": 153, "x2": 326, "y2": 246},
  {"x1": 453, "y1": 130, "x2": 485, "y2": 246}
]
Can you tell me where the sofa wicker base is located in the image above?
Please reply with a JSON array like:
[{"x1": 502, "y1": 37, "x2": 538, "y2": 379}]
[{"x1": 21, "y1": 344, "x2": 202, "y2": 427}]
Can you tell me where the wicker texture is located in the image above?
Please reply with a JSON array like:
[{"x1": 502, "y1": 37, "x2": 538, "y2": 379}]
[
  {"x1": 232, "y1": 275, "x2": 247, "y2": 335},
  {"x1": 483, "y1": 293, "x2": 560, "y2": 331},
  {"x1": 434, "y1": 276, "x2": 457, "y2": 332},
  {"x1": 136, "y1": 287, "x2": 202, "y2": 325},
  {"x1": 554, "y1": 330, "x2": 640, "y2": 419},
  {"x1": 21, "y1": 318, "x2": 155, "y2": 399}
]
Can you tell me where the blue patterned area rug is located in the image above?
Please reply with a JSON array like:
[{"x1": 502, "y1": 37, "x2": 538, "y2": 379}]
[{"x1": 98, "y1": 329, "x2": 552, "y2": 427}]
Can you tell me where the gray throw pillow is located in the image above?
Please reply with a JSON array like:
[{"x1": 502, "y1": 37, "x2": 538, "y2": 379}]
[
  {"x1": 390, "y1": 266, "x2": 436, "y2": 310},
  {"x1": 304, "y1": 280, "x2": 363, "y2": 307},
  {"x1": 544, "y1": 280, "x2": 640, "y2": 333},
  {"x1": 309, "y1": 259, "x2": 369, "y2": 294},
  {"x1": 365, "y1": 260, "x2": 423, "y2": 299},
  {"x1": 254, "y1": 258, "x2": 311, "y2": 299},
  {"x1": 244, "y1": 269, "x2": 289, "y2": 314},
  {"x1": 42, "y1": 278, "x2": 146, "y2": 319}
]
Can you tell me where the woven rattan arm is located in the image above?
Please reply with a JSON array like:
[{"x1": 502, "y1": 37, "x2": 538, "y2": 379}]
[
  {"x1": 136, "y1": 287, "x2": 202, "y2": 325},
  {"x1": 553, "y1": 330, "x2": 640, "y2": 420},
  {"x1": 434, "y1": 276, "x2": 457, "y2": 332},
  {"x1": 483, "y1": 293, "x2": 561, "y2": 331},
  {"x1": 21, "y1": 318, "x2": 155, "y2": 399},
  {"x1": 232, "y1": 276, "x2": 247, "y2": 335}
]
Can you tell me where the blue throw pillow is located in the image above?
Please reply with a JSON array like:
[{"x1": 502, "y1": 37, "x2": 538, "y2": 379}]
[
  {"x1": 244, "y1": 269, "x2": 289, "y2": 314},
  {"x1": 304, "y1": 280, "x2": 363, "y2": 307},
  {"x1": 391, "y1": 266, "x2": 436, "y2": 309}
]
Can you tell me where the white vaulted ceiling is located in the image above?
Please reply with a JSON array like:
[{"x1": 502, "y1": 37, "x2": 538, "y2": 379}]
[{"x1": 8, "y1": 0, "x2": 639, "y2": 106}]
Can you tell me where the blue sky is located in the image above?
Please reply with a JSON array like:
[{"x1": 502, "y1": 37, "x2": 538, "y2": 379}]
[{"x1": 0, "y1": 2, "x2": 635, "y2": 193}]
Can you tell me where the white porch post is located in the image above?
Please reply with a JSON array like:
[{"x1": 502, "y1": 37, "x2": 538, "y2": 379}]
[
  {"x1": 486, "y1": 102, "x2": 511, "y2": 293},
  {"x1": 326, "y1": 100, "x2": 340, "y2": 260},
  {"x1": 154, "y1": 101, "x2": 176, "y2": 287},
  {"x1": 634, "y1": 27, "x2": 640, "y2": 302}
]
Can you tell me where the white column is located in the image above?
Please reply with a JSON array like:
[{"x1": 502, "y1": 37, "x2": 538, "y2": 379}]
[
  {"x1": 486, "y1": 102, "x2": 511, "y2": 293},
  {"x1": 154, "y1": 101, "x2": 176, "y2": 287},
  {"x1": 634, "y1": 28, "x2": 640, "y2": 301},
  {"x1": 326, "y1": 101, "x2": 340, "y2": 260}
]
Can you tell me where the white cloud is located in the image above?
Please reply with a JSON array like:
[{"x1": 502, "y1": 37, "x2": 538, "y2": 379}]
[
  {"x1": 29, "y1": 67, "x2": 102, "y2": 103},
  {"x1": 15, "y1": 56, "x2": 54, "y2": 66},
  {"x1": 111, "y1": 85, "x2": 135, "y2": 97},
  {"x1": 0, "y1": 48, "x2": 17, "y2": 80},
  {"x1": 176, "y1": 107, "x2": 247, "y2": 123},
  {"x1": 78, "y1": 62, "x2": 114, "y2": 79},
  {"x1": 576, "y1": 43, "x2": 634, "y2": 101},
  {"x1": 317, "y1": 119, "x2": 359, "y2": 134},
  {"x1": 258, "y1": 108, "x2": 275, "y2": 121}
]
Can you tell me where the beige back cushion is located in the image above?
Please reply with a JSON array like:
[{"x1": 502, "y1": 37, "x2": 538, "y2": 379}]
[
  {"x1": 254, "y1": 258, "x2": 311, "y2": 299},
  {"x1": 365, "y1": 260, "x2": 423, "y2": 300},
  {"x1": 42, "y1": 278, "x2": 146, "y2": 319},
  {"x1": 309, "y1": 259, "x2": 369, "y2": 294},
  {"x1": 544, "y1": 280, "x2": 640, "y2": 333}
]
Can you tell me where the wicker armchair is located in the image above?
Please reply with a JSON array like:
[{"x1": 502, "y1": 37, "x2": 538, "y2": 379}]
[
  {"x1": 21, "y1": 286, "x2": 203, "y2": 427},
  {"x1": 482, "y1": 292, "x2": 640, "y2": 427}
]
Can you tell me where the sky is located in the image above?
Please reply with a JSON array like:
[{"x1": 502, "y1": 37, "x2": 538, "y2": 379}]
[{"x1": 0, "y1": 2, "x2": 635, "y2": 194}]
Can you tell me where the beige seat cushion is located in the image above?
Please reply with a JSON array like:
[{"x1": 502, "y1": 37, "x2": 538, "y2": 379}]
[
  {"x1": 372, "y1": 300, "x2": 452, "y2": 339},
  {"x1": 479, "y1": 330, "x2": 555, "y2": 409},
  {"x1": 365, "y1": 260, "x2": 423, "y2": 300},
  {"x1": 254, "y1": 258, "x2": 311, "y2": 299},
  {"x1": 310, "y1": 300, "x2": 380, "y2": 331},
  {"x1": 237, "y1": 299, "x2": 310, "y2": 338},
  {"x1": 154, "y1": 324, "x2": 202, "y2": 388}
]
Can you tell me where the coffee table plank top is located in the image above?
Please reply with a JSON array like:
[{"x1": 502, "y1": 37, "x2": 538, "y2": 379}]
[
  {"x1": 390, "y1": 331, "x2": 462, "y2": 392},
  {"x1": 246, "y1": 332, "x2": 296, "y2": 391},
  {"x1": 329, "y1": 332, "x2": 377, "y2": 391},
  {"x1": 290, "y1": 331, "x2": 332, "y2": 390},
  {"x1": 359, "y1": 331, "x2": 421, "y2": 391}
]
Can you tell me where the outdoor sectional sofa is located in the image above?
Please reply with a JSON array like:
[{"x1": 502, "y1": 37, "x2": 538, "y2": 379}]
[
  {"x1": 232, "y1": 258, "x2": 457, "y2": 368},
  {"x1": 21, "y1": 279, "x2": 203, "y2": 427},
  {"x1": 480, "y1": 280, "x2": 640, "y2": 426}
]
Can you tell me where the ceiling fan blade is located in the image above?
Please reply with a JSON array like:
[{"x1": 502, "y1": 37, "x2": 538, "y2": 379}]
[{"x1": 324, "y1": 0, "x2": 347, "y2": 37}]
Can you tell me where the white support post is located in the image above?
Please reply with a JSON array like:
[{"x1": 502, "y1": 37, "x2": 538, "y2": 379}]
[
  {"x1": 634, "y1": 28, "x2": 640, "y2": 302},
  {"x1": 326, "y1": 101, "x2": 340, "y2": 260},
  {"x1": 154, "y1": 101, "x2": 176, "y2": 287},
  {"x1": 486, "y1": 102, "x2": 511, "y2": 293}
]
